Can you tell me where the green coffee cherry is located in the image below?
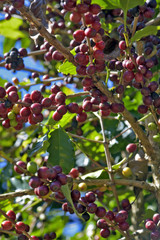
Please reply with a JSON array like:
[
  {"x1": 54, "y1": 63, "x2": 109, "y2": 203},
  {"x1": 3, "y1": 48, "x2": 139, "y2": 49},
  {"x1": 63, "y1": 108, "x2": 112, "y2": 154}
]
[
  {"x1": 10, "y1": 119, "x2": 17, "y2": 127},
  {"x1": 27, "y1": 162, "x2": 37, "y2": 174},
  {"x1": 153, "y1": 134, "x2": 160, "y2": 143},
  {"x1": 8, "y1": 111, "x2": 15, "y2": 120},
  {"x1": 148, "y1": 122, "x2": 157, "y2": 131}
]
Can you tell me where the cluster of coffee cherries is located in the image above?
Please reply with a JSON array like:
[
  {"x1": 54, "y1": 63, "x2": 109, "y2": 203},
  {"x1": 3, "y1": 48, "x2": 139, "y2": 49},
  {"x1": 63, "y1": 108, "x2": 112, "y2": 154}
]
[
  {"x1": 4, "y1": 47, "x2": 27, "y2": 71},
  {"x1": 145, "y1": 213, "x2": 160, "y2": 240},
  {"x1": 14, "y1": 159, "x2": 68, "y2": 201},
  {"x1": 62, "y1": 190, "x2": 131, "y2": 239},
  {"x1": 41, "y1": 41, "x2": 65, "y2": 62},
  {"x1": 0, "y1": 75, "x2": 125, "y2": 130},
  {"x1": 1, "y1": 4, "x2": 16, "y2": 20},
  {"x1": 1, "y1": 210, "x2": 41, "y2": 240}
]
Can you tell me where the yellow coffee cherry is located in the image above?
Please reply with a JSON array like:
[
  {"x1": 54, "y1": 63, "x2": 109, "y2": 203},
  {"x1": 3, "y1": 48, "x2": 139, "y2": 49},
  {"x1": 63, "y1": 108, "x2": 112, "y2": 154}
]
[
  {"x1": 78, "y1": 182, "x2": 87, "y2": 191},
  {"x1": 122, "y1": 167, "x2": 132, "y2": 177}
]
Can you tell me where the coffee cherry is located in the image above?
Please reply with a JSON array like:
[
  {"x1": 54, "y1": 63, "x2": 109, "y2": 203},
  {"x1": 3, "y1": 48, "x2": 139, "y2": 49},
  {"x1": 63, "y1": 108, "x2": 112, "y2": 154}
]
[
  {"x1": 76, "y1": 203, "x2": 86, "y2": 214},
  {"x1": 126, "y1": 143, "x2": 137, "y2": 153},
  {"x1": 150, "y1": 230, "x2": 160, "y2": 240},
  {"x1": 96, "y1": 207, "x2": 106, "y2": 217},
  {"x1": 136, "y1": 55, "x2": 145, "y2": 65},
  {"x1": 6, "y1": 210, "x2": 16, "y2": 221},
  {"x1": 93, "y1": 50, "x2": 104, "y2": 60},
  {"x1": 14, "y1": 161, "x2": 27, "y2": 174},
  {"x1": 76, "y1": 3, "x2": 89, "y2": 13},
  {"x1": 31, "y1": 90, "x2": 42, "y2": 102},
  {"x1": 105, "y1": 210, "x2": 115, "y2": 221},
  {"x1": 2, "y1": 119, "x2": 10, "y2": 128},
  {"x1": 148, "y1": 122, "x2": 157, "y2": 131},
  {"x1": 52, "y1": 111, "x2": 62, "y2": 121},
  {"x1": 97, "y1": 219, "x2": 108, "y2": 229},
  {"x1": 87, "y1": 203, "x2": 97, "y2": 213},
  {"x1": 50, "y1": 180, "x2": 61, "y2": 192},
  {"x1": 15, "y1": 221, "x2": 26, "y2": 232},
  {"x1": 0, "y1": 87, "x2": 6, "y2": 98},
  {"x1": 100, "y1": 228, "x2": 110, "y2": 238},
  {"x1": 8, "y1": 91, "x2": 19, "y2": 103},
  {"x1": 35, "y1": 185, "x2": 49, "y2": 197},
  {"x1": 18, "y1": 234, "x2": 28, "y2": 240},
  {"x1": 78, "y1": 182, "x2": 87, "y2": 191},
  {"x1": 153, "y1": 213, "x2": 160, "y2": 224},
  {"x1": 115, "y1": 210, "x2": 128, "y2": 223},
  {"x1": 31, "y1": 236, "x2": 39, "y2": 240},
  {"x1": 41, "y1": 98, "x2": 52, "y2": 108},
  {"x1": 71, "y1": 189, "x2": 80, "y2": 201},
  {"x1": 76, "y1": 112, "x2": 87, "y2": 122},
  {"x1": 119, "y1": 221, "x2": 130, "y2": 231},
  {"x1": 135, "y1": 72, "x2": 143, "y2": 82},
  {"x1": 50, "y1": 232, "x2": 56, "y2": 239},
  {"x1": 57, "y1": 173, "x2": 67, "y2": 185},
  {"x1": 153, "y1": 134, "x2": 160, "y2": 143},
  {"x1": 73, "y1": 30, "x2": 85, "y2": 42},
  {"x1": 52, "y1": 51, "x2": 64, "y2": 61},
  {"x1": 148, "y1": 81, "x2": 158, "y2": 92},
  {"x1": 138, "y1": 105, "x2": 148, "y2": 114},
  {"x1": 69, "y1": 168, "x2": 79, "y2": 178},
  {"x1": 27, "y1": 162, "x2": 37, "y2": 174},
  {"x1": 82, "y1": 212, "x2": 90, "y2": 221},
  {"x1": 70, "y1": 11, "x2": 82, "y2": 23},
  {"x1": 145, "y1": 220, "x2": 156, "y2": 231},
  {"x1": 29, "y1": 176, "x2": 42, "y2": 188},
  {"x1": 53, "y1": 165, "x2": 62, "y2": 174},
  {"x1": 89, "y1": 4, "x2": 101, "y2": 14},
  {"x1": 38, "y1": 167, "x2": 50, "y2": 179},
  {"x1": 86, "y1": 64, "x2": 96, "y2": 75},
  {"x1": 55, "y1": 91, "x2": 66, "y2": 105},
  {"x1": 19, "y1": 48, "x2": 27, "y2": 57},
  {"x1": 1, "y1": 220, "x2": 13, "y2": 230},
  {"x1": 119, "y1": 40, "x2": 126, "y2": 50},
  {"x1": 123, "y1": 70, "x2": 135, "y2": 82},
  {"x1": 122, "y1": 167, "x2": 132, "y2": 177},
  {"x1": 85, "y1": 191, "x2": 96, "y2": 203}
]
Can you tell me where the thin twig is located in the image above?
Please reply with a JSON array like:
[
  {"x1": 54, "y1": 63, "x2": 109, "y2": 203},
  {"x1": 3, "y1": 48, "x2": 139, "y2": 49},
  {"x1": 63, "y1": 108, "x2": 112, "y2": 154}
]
[
  {"x1": 96, "y1": 113, "x2": 121, "y2": 210},
  {"x1": 75, "y1": 179, "x2": 155, "y2": 192},
  {"x1": 0, "y1": 189, "x2": 34, "y2": 200},
  {"x1": 68, "y1": 132, "x2": 104, "y2": 144}
]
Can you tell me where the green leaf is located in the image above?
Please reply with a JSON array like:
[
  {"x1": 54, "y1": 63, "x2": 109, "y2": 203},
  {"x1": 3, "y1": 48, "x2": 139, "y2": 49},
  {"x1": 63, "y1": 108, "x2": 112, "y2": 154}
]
[
  {"x1": 98, "y1": 0, "x2": 145, "y2": 10},
  {"x1": 91, "y1": 0, "x2": 108, "y2": 9},
  {"x1": 61, "y1": 184, "x2": 84, "y2": 221},
  {"x1": 27, "y1": 134, "x2": 48, "y2": 157},
  {"x1": 0, "y1": 17, "x2": 27, "y2": 39},
  {"x1": 81, "y1": 169, "x2": 109, "y2": 180},
  {"x1": 47, "y1": 127, "x2": 75, "y2": 173},
  {"x1": 3, "y1": 38, "x2": 16, "y2": 54},
  {"x1": 131, "y1": 26, "x2": 158, "y2": 42},
  {"x1": 0, "y1": 77, "x2": 8, "y2": 87},
  {"x1": 58, "y1": 60, "x2": 77, "y2": 75}
]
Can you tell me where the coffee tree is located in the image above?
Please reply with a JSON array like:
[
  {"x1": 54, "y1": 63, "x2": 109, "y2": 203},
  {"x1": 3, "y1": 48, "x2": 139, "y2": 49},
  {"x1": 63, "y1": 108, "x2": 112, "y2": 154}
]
[{"x1": 0, "y1": 0, "x2": 160, "y2": 239}]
